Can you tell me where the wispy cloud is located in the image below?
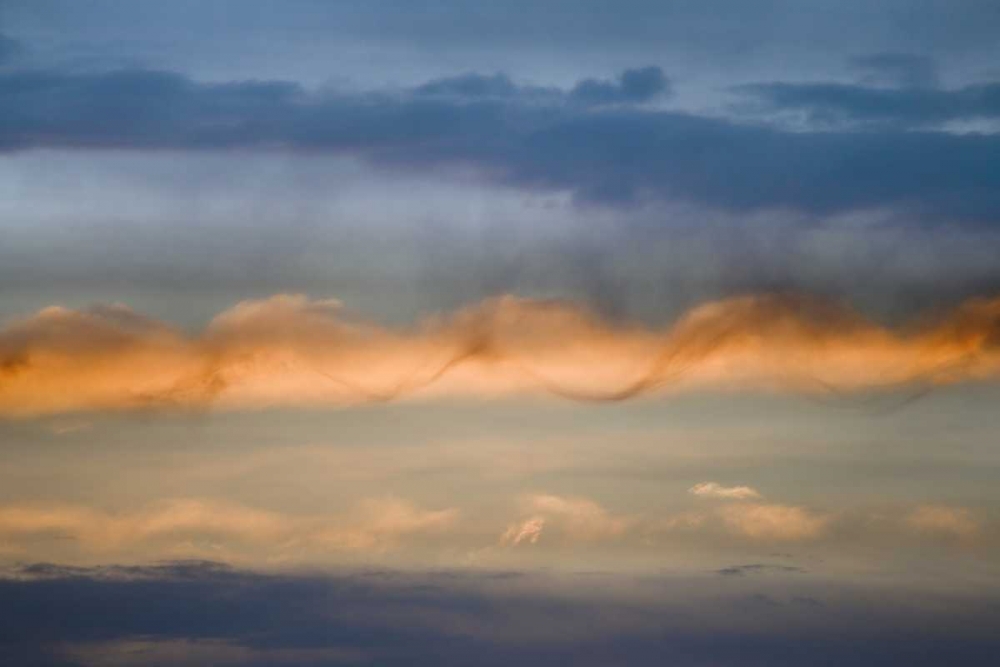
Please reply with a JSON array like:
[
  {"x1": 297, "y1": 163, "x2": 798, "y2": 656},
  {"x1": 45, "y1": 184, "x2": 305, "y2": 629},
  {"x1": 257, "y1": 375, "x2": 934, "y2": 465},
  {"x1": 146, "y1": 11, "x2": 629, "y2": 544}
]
[
  {"x1": 689, "y1": 482, "x2": 762, "y2": 500},
  {"x1": 501, "y1": 517, "x2": 545, "y2": 547},
  {"x1": 906, "y1": 505, "x2": 980, "y2": 540}
]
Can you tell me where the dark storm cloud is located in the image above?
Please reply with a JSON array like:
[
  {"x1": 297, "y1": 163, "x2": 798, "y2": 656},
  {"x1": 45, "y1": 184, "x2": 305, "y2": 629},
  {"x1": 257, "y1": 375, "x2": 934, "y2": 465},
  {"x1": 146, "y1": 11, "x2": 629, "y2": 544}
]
[
  {"x1": 3, "y1": 64, "x2": 1000, "y2": 223},
  {"x1": 3, "y1": 561, "x2": 1000, "y2": 666}
]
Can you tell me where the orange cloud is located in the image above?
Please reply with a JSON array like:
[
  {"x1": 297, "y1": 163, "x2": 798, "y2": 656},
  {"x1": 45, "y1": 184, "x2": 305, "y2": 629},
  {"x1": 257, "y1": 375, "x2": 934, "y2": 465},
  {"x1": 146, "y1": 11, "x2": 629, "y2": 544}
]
[
  {"x1": 718, "y1": 503, "x2": 829, "y2": 541},
  {"x1": 0, "y1": 497, "x2": 459, "y2": 560},
  {"x1": 906, "y1": 505, "x2": 980, "y2": 539},
  {"x1": 500, "y1": 517, "x2": 546, "y2": 547},
  {"x1": 1, "y1": 292, "x2": 998, "y2": 416},
  {"x1": 689, "y1": 482, "x2": 762, "y2": 500},
  {"x1": 497, "y1": 494, "x2": 631, "y2": 551}
]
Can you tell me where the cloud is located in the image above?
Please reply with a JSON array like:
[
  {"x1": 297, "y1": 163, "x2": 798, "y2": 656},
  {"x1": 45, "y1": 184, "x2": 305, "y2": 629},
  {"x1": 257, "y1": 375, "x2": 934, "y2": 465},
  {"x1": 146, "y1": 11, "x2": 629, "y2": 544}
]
[
  {"x1": 1, "y1": 64, "x2": 1000, "y2": 220},
  {"x1": 0, "y1": 497, "x2": 459, "y2": 561},
  {"x1": 715, "y1": 563, "x2": 806, "y2": 576},
  {"x1": 46, "y1": 420, "x2": 93, "y2": 435},
  {"x1": 522, "y1": 494, "x2": 630, "y2": 541},
  {"x1": 332, "y1": 498, "x2": 460, "y2": 550},
  {"x1": 414, "y1": 72, "x2": 539, "y2": 100},
  {"x1": 569, "y1": 66, "x2": 671, "y2": 105},
  {"x1": 719, "y1": 504, "x2": 829, "y2": 541},
  {"x1": 501, "y1": 517, "x2": 545, "y2": 546},
  {"x1": 2, "y1": 292, "x2": 999, "y2": 416},
  {"x1": 497, "y1": 494, "x2": 630, "y2": 549},
  {"x1": 906, "y1": 505, "x2": 980, "y2": 539},
  {"x1": 60, "y1": 638, "x2": 362, "y2": 667},
  {"x1": 689, "y1": 482, "x2": 762, "y2": 500},
  {"x1": 3, "y1": 560, "x2": 1000, "y2": 667},
  {"x1": 738, "y1": 80, "x2": 1000, "y2": 128}
]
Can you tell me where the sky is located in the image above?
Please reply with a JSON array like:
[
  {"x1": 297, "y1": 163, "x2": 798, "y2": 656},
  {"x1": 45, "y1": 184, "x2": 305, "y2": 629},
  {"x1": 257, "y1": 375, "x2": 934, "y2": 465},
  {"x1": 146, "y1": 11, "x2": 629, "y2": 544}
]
[{"x1": 2, "y1": 1, "x2": 1000, "y2": 665}]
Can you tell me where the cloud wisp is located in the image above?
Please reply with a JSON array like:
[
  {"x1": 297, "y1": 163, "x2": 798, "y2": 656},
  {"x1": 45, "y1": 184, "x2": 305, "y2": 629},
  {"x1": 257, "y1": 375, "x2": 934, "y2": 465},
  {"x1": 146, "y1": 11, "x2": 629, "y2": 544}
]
[
  {"x1": 689, "y1": 482, "x2": 763, "y2": 500},
  {"x1": 1, "y1": 292, "x2": 999, "y2": 416}
]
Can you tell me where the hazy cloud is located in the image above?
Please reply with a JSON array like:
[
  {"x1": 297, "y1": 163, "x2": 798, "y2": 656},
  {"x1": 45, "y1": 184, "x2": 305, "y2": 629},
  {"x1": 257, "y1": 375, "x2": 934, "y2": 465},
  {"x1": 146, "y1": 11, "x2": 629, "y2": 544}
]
[
  {"x1": 719, "y1": 504, "x2": 830, "y2": 541},
  {"x1": 689, "y1": 482, "x2": 763, "y2": 500},
  {"x1": 501, "y1": 517, "x2": 545, "y2": 547},
  {"x1": 715, "y1": 563, "x2": 806, "y2": 576},
  {"x1": 0, "y1": 497, "x2": 459, "y2": 562},
  {"x1": 906, "y1": 505, "x2": 980, "y2": 539}
]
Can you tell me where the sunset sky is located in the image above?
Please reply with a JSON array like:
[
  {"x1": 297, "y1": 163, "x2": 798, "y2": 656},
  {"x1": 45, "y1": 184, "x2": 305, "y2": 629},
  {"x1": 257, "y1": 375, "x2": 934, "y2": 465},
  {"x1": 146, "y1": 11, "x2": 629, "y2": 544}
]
[{"x1": 2, "y1": 2, "x2": 1000, "y2": 665}]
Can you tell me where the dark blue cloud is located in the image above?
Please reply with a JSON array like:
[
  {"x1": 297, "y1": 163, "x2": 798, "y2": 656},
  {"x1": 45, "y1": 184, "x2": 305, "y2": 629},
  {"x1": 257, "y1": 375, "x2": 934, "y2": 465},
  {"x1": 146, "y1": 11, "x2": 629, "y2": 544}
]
[
  {"x1": 739, "y1": 80, "x2": 1000, "y2": 127},
  {"x1": 414, "y1": 72, "x2": 523, "y2": 99},
  {"x1": 2, "y1": 65, "x2": 1000, "y2": 223},
  {"x1": 569, "y1": 66, "x2": 671, "y2": 105},
  {"x1": 2, "y1": 561, "x2": 1000, "y2": 666}
]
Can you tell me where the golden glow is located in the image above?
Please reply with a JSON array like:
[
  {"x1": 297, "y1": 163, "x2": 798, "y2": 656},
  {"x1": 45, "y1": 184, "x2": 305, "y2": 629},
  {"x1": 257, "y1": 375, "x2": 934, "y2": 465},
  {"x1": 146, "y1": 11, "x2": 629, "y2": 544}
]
[{"x1": 0, "y1": 293, "x2": 998, "y2": 416}]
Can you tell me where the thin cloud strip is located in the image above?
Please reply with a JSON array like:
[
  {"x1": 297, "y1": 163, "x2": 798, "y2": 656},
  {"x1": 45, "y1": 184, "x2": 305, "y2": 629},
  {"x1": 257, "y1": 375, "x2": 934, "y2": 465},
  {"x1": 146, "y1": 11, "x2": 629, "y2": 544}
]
[
  {"x1": 0, "y1": 497, "x2": 459, "y2": 562},
  {"x1": 690, "y1": 482, "x2": 763, "y2": 500},
  {"x1": 1, "y1": 292, "x2": 999, "y2": 416}
]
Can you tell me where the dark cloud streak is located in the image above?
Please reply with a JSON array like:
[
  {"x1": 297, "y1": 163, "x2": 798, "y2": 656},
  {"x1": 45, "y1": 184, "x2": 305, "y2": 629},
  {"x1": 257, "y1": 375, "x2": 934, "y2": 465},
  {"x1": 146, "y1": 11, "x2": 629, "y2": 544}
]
[{"x1": 739, "y1": 80, "x2": 1000, "y2": 128}]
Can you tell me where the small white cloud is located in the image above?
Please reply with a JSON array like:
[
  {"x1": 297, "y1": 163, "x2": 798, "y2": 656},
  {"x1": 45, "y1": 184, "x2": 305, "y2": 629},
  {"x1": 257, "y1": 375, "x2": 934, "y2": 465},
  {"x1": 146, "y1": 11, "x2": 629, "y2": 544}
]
[{"x1": 689, "y1": 482, "x2": 762, "y2": 500}]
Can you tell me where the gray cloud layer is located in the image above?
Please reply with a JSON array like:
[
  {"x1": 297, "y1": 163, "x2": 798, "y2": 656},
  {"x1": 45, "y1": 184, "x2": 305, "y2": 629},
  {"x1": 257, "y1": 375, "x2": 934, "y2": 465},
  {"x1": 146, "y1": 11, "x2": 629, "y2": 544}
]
[
  {"x1": 3, "y1": 561, "x2": 1000, "y2": 666},
  {"x1": 2, "y1": 61, "x2": 999, "y2": 223}
]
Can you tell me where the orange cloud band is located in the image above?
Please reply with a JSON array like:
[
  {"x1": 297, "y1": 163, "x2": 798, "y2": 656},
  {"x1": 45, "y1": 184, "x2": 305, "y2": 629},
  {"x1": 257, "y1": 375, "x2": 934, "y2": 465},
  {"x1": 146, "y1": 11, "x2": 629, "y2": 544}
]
[{"x1": 1, "y1": 293, "x2": 998, "y2": 416}]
